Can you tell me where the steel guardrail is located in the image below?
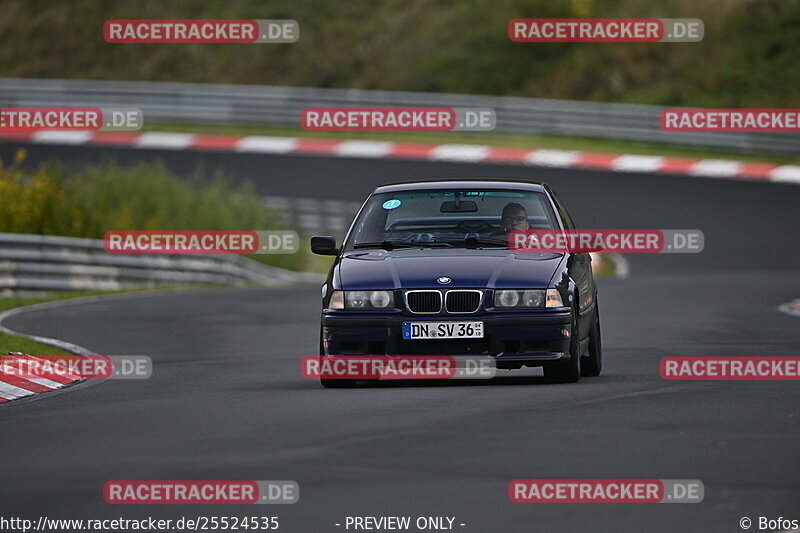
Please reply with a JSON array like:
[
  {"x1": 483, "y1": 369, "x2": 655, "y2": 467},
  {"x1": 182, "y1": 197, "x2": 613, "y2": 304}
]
[
  {"x1": 0, "y1": 232, "x2": 323, "y2": 295},
  {"x1": 0, "y1": 78, "x2": 797, "y2": 155}
]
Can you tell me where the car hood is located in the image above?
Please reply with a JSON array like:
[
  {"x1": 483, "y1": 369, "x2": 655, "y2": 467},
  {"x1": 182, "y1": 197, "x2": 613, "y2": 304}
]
[{"x1": 337, "y1": 248, "x2": 564, "y2": 290}]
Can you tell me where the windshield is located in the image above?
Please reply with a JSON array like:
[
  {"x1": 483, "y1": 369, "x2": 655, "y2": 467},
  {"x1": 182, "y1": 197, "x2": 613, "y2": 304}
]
[{"x1": 346, "y1": 189, "x2": 558, "y2": 249}]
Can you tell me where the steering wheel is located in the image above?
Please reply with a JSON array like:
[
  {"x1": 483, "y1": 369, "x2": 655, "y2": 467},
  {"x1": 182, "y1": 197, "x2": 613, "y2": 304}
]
[{"x1": 455, "y1": 220, "x2": 493, "y2": 233}]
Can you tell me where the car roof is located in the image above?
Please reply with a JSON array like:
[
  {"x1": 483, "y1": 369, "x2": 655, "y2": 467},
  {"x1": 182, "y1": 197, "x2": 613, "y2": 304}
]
[{"x1": 373, "y1": 180, "x2": 548, "y2": 194}]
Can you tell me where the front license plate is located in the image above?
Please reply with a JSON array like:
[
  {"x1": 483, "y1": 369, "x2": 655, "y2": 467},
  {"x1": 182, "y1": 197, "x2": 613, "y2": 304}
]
[{"x1": 402, "y1": 321, "x2": 484, "y2": 340}]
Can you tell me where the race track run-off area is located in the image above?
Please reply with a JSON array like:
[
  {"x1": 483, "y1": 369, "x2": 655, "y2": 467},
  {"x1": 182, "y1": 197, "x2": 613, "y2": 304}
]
[{"x1": 0, "y1": 141, "x2": 798, "y2": 533}]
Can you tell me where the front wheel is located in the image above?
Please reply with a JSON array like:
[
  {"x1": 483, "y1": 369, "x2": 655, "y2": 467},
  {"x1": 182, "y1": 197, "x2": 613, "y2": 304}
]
[
  {"x1": 319, "y1": 330, "x2": 358, "y2": 388},
  {"x1": 544, "y1": 304, "x2": 581, "y2": 383},
  {"x1": 320, "y1": 377, "x2": 358, "y2": 388},
  {"x1": 581, "y1": 301, "x2": 602, "y2": 377},
  {"x1": 318, "y1": 355, "x2": 359, "y2": 388}
]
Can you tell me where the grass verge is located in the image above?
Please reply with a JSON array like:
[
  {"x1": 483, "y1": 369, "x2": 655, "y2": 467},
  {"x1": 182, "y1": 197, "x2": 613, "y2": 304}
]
[{"x1": 0, "y1": 334, "x2": 71, "y2": 356}]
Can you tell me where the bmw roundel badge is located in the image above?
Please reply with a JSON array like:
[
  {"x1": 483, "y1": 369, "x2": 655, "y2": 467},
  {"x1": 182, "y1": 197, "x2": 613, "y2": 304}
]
[{"x1": 437, "y1": 276, "x2": 451, "y2": 284}]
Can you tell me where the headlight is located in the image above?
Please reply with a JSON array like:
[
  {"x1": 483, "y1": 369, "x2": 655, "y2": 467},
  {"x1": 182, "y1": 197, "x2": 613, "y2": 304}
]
[
  {"x1": 495, "y1": 290, "x2": 521, "y2": 307},
  {"x1": 494, "y1": 289, "x2": 562, "y2": 308},
  {"x1": 346, "y1": 291, "x2": 369, "y2": 308},
  {"x1": 524, "y1": 290, "x2": 545, "y2": 307},
  {"x1": 369, "y1": 290, "x2": 392, "y2": 308},
  {"x1": 330, "y1": 290, "x2": 394, "y2": 309}
]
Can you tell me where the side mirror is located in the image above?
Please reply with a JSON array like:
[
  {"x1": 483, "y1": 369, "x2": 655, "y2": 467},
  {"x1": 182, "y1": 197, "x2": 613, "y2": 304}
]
[{"x1": 311, "y1": 235, "x2": 338, "y2": 255}]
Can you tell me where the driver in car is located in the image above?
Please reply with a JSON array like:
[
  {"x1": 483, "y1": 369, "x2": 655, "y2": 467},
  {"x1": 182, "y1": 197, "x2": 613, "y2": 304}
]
[{"x1": 499, "y1": 202, "x2": 530, "y2": 233}]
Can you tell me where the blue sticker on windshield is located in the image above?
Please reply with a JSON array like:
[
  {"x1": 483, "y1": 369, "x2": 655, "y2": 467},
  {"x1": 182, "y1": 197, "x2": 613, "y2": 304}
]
[{"x1": 382, "y1": 199, "x2": 402, "y2": 209}]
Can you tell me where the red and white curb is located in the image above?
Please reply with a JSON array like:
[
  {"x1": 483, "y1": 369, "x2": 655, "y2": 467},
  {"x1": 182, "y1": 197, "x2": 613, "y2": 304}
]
[
  {"x1": 0, "y1": 353, "x2": 84, "y2": 402},
  {"x1": 591, "y1": 252, "x2": 630, "y2": 279},
  {"x1": 778, "y1": 298, "x2": 800, "y2": 317},
  {"x1": 0, "y1": 297, "x2": 98, "y2": 405},
  {"x1": 1, "y1": 131, "x2": 798, "y2": 184}
]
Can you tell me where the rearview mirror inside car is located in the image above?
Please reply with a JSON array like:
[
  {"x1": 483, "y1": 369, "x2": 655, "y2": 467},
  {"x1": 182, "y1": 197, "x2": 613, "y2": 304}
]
[{"x1": 440, "y1": 200, "x2": 478, "y2": 213}]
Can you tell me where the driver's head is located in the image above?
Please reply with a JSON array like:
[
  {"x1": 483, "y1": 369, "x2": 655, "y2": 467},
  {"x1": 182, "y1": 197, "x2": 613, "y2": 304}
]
[{"x1": 501, "y1": 202, "x2": 529, "y2": 232}]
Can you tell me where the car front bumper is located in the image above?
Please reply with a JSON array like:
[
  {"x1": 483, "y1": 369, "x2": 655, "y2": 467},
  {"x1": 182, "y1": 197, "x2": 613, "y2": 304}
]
[{"x1": 321, "y1": 310, "x2": 572, "y2": 367}]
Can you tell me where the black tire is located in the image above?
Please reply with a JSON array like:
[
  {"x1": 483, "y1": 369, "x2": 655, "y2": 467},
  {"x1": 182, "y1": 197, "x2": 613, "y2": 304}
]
[
  {"x1": 320, "y1": 377, "x2": 358, "y2": 388},
  {"x1": 581, "y1": 301, "x2": 602, "y2": 377},
  {"x1": 544, "y1": 304, "x2": 581, "y2": 383},
  {"x1": 319, "y1": 329, "x2": 358, "y2": 388}
]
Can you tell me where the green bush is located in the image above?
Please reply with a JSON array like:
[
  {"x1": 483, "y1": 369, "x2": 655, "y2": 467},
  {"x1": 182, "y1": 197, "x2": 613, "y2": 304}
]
[{"x1": 0, "y1": 150, "x2": 309, "y2": 271}]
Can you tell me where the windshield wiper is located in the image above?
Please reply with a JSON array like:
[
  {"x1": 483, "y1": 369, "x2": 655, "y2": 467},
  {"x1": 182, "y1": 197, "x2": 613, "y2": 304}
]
[
  {"x1": 436, "y1": 236, "x2": 509, "y2": 248},
  {"x1": 352, "y1": 240, "x2": 451, "y2": 250}
]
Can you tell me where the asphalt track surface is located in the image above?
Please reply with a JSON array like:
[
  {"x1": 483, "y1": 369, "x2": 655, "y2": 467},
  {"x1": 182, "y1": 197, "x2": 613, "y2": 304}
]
[{"x1": 1, "y1": 141, "x2": 799, "y2": 532}]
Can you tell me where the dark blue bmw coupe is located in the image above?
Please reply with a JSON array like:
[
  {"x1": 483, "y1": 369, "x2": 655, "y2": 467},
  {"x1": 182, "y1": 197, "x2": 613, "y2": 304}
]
[{"x1": 311, "y1": 180, "x2": 601, "y2": 387}]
